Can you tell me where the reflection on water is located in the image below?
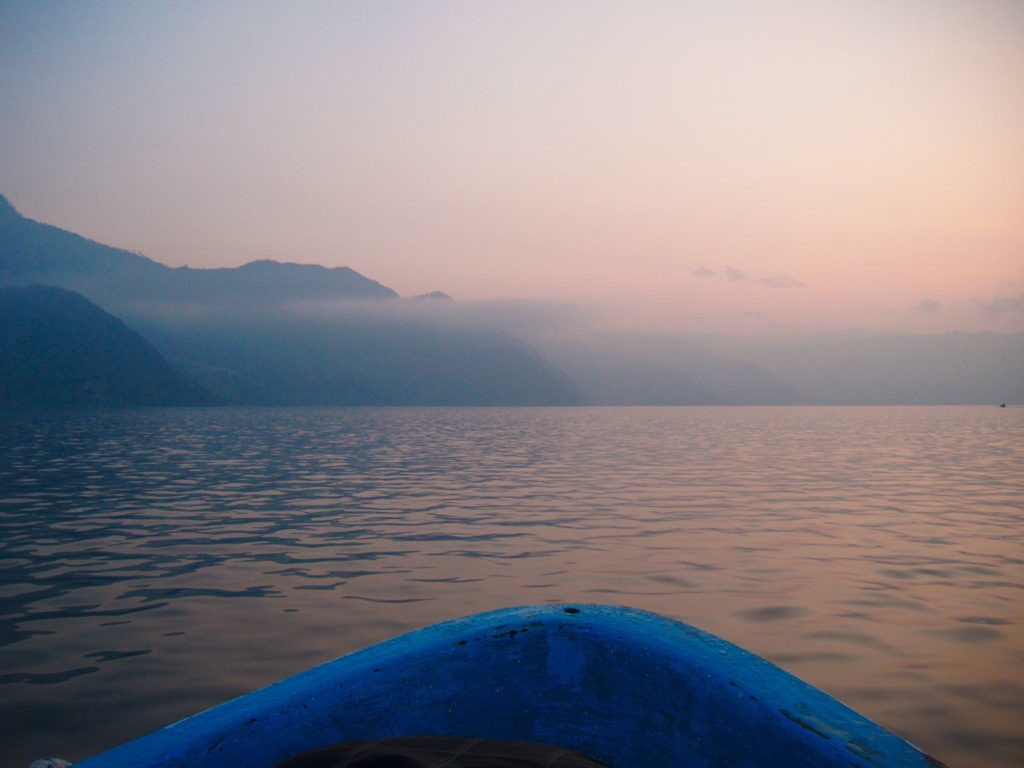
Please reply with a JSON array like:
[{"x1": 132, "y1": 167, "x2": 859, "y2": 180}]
[{"x1": 1, "y1": 406, "x2": 1022, "y2": 767}]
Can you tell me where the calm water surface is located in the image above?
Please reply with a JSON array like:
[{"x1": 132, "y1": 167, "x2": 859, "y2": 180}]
[{"x1": 1, "y1": 406, "x2": 1021, "y2": 767}]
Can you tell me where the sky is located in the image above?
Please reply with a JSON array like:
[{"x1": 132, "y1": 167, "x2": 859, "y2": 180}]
[{"x1": 1, "y1": 0, "x2": 1022, "y2": 335}]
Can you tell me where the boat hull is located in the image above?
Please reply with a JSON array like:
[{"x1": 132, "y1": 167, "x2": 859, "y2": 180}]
[{"x1": 75, "y1": 604, "x2": 943, "y2": 768}]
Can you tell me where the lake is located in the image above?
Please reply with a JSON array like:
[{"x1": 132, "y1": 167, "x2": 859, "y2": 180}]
[{"x1": 1, "y1": 405, "x2": 1021, "y2": 767}]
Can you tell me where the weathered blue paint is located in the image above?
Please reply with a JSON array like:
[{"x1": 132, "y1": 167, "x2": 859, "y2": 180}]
[{"x1": 74, "y1": 605, "x2": 945, "y2": 768}]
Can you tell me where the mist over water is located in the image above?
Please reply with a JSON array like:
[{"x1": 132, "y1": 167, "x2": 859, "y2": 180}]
[{"x1": 1, "y1": 406, "x2": 1022, "y2": 768}]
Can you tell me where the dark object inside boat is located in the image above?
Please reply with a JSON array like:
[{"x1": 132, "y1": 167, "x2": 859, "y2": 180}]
[{"x1": 271, "y1": 737, "x2": 609, "y2": 768}]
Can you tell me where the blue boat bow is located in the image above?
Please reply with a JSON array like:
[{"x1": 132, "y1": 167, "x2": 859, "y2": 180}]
[{"x1": 73, "y1": 604, "x2": 946, "y2": 768}]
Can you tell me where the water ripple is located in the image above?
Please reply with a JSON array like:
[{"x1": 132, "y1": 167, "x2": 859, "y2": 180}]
[{"x1": 0, "y1": 405, "x2": 1021, "y2": 768}]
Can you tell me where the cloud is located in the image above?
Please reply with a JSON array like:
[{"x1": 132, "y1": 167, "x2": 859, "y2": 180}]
[
  {"x1": 758, "y1": 274, "x2": 805, "y2": 288},
  {"x1": 289, "y1": 294, "x2": 597, "y2": 344},
  {"x1": 725, "y1": 266, "x2": 746, "y2": 282},
  {"x1": 916, "y1": 299, "x2": 942, "y2": 313},
  {"x1": 697, "y1": 264, "x2": 804, "y2": 290},
  {"x1": 983, "y1": 292, "x2": 1024, "y2": 316}
]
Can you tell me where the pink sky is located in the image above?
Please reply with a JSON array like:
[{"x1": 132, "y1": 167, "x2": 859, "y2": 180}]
[{"x1": 2, "y1": 1, "x2": 1022, "y2": 334}]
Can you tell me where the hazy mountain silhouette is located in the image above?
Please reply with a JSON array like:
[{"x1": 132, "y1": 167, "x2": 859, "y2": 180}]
[
  {"x1": 0, "y1": 194, "x2": 396, "y2": 312},
  {"x1": 0, "y1": 285, "x2": 217, "y2": 407},
  {"x1": 133, "y1": 308, "x2": 583, "y2": 406},
  {"x1": 536, "y1": 331, "x2": 800, "y2": 405},
  {"x1": 686, "y1": 332, "x2": 1024, "y2": 405},
  {"x1": 3, "y1": 193, "x2": 1020, "y2": 406},
  {"x1": 0, "y1": 194, "x2": 581, "y2": 406}
]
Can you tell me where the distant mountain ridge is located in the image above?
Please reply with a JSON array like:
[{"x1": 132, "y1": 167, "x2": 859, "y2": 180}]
[
  {"x1": 690, "y1": 331, "x2": 1024, "y2": 405},
  {"x1": 0, "y1": 194, "x2": 582, "y2": 407},
  {"x1": 0, "y1": 194, "x2": 397, "y2": 312},
  {"x1": 537, "y1": 331, "x2": 801, "y2": 405},
  {"x1": 2, "y1": 193, "x2": 1020, "y2": 407}
]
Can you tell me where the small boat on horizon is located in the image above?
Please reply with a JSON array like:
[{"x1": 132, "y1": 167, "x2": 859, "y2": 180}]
[{"x1": 67, "y1": 604, "x2": 946, "y2": 768}]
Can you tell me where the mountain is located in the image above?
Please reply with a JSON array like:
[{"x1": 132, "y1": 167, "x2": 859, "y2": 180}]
[
  {"x1": 3, "y1": 194, "x2": 1019, "y2": 407},
  {"x1": 0, "y1": 285, "x2": 217, "y2": 407},
  {"x1": 537, "y1": 331, "x2": 801, "y2": 405},
  {"x1": 545, "y1": 328, "x2": 1023, "y2": 406},
  {"x1": 686, "y1": 332, "x2": 1024, "y2": 405},
  {"x1": 0, "y1": 195, "x2": 582, "y2": 406},
  {"x1": 0, "y1": 194, "x2": 396, "y2": 313},
  {"x1": 135, "y1": 309, "x2": 583, "y2": 406}
]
